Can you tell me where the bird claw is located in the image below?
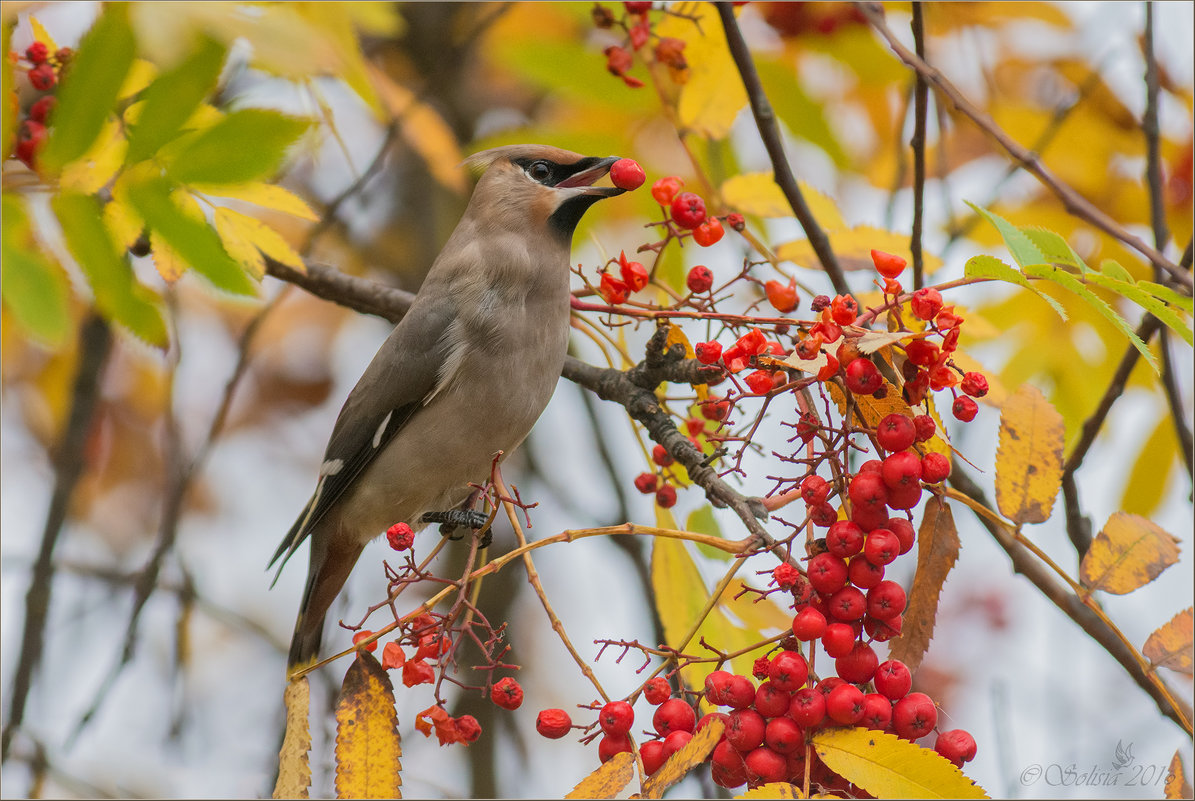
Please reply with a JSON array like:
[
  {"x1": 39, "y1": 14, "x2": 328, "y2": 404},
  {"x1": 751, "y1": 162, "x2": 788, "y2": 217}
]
[{"x1": 422, "y1": 509, "x2": 492, "y2": 548}]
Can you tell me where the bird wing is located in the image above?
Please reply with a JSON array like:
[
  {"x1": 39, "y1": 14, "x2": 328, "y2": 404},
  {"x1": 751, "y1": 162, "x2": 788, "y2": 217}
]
[{"x1": 269, "y1": 294, "x2": 457, "y2": 577}]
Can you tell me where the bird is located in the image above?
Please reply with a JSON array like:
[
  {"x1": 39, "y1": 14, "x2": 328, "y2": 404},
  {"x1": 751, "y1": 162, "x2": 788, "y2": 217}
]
[{"x1": 270, "y1": 144, "x2": 627, "y2": 669}]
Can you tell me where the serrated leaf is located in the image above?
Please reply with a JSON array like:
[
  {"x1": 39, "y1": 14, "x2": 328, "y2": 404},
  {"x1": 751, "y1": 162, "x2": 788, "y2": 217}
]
[
  {"x1": 214, "y1": 207, "x2": 305, "y2": 280},
  {"x1": 642, "y1": 719, "x2": 724, "y2": 798},
  {"x1": 1023, "y1": 263, "x2": 1159, "y2": 373},
  {"x1": 1020, "y1": 226, "x2": 1088, "y2": 271},
  {"x1": 1138, "y1": 280, "x2": 1193, "y2": 313},
  {"x1": 994, "y1": 384, "x2": 1064, "y2": 526},
  {"x1": 165, "y1": 109, "x2": 312, "y2": 185},
  {"x1": 887, "y1": 497, "x2": 958, "y2": 672},
  {"x1": 334, "y1": 652, "x2": 402, "y2": 799},
  {"x1": 1079, "y1": 512, "x2": 1180, "y2": 595},
  {"x1": 966, "y1": 201, "x2": 1046, "y2": 269},
  {"x1": 720, "y1": 173, "x2": 845, "y2": 228},
  {"x1": 1098, "y1": 259, "x2": 1135, "y2": 284},
  {"x1": 51, "y1": 192, "x2": 168, "y2": 348},
  {"x1": 963, "y1": 254, "x2": 1068, "y2": 320},
  {"x1": 565, "y1": 751, "x2": 634, "y2": 799},
  {"x1": 192, "y1": 182, "x2": 319, "y2": 221},
  {"x1": 1143, "y1": 608, "x2": 1193, "y2": 675},
  {"x1": 273, "y1": 678, "x2": 311, "y2": 799},
  {"x1": 126, "y1": 176, "x2": 256, "y2": 295},
  {"x1": 59, "y1": 118, "x2": 126, "y2": 194},
  {"x1": 150, "y1": 231, "x2": 188, "y2": 283},
  {"x1": 1, "y1": 194, "x2": 72, "y2": 346},
  {"x1": 1165, "y1": 750, "x2": 1191, "y2": 799},
  {"x1": 777, "y1": 226, "x2": 942, "y2": 274},
  {"x1": 103, "y1": 195, "x2": 145, "y2": 252},
  {"x1": 1079, "y1": 270, "x2": 1193, "y2": 345},
  {"x1": 40, "y1": 6, "x2": 136, "y2": 173},
  {"x1": 686, "y1": 505, "x2": 731, "y2": 561},
  {"x1": 736, "y1": 782, "x2": 805, "y2": 799},
  {"x1": 126, "y1": 36, "x2": 227, "y2": 164},
  {"x1": 812, "y1": 728, "x2": 987, "y2": 799}
]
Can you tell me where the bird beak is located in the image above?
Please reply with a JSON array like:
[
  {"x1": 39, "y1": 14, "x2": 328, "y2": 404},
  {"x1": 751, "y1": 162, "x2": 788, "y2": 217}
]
[{"x1": 557, "y1": 156, "x2": 626, "y2": 197}]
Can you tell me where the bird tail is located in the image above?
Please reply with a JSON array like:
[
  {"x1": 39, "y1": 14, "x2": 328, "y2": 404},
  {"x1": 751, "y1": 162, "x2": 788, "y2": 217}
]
[{"x1": 287, "y1": 532, "x2": 365, "y2": 669}]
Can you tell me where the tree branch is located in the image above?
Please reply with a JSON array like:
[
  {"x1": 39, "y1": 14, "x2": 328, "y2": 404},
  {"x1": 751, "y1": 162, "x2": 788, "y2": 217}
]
[{"x1": 910, "y1": 2, "x2": 929, "y2": 290}]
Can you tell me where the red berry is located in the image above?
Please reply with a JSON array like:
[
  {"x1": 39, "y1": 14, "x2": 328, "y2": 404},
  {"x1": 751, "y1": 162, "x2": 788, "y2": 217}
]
[
  {"x1": 686, "y1": 265, "x2": 714, "y2": 294},
  {"x1": 755, "y1": 681, "x2": 792, "y2": 718},
  {"x1": 821, "y1": 622, "x2": 856, "y2": 658},
  {"x1": 647, "y1": 445, "x2": 672, "y2": 469},
  {"x1": 693, "y1": 217, "x2": 724, "y2": 246},
  {"x1": 835, "y1": 641, "x2": 878, "y2": 683},
  {"x1": 876, "y1": 414, "x2": 916, "y2": 453},
  {"x1": 865, "y1": 614, "x2": 903, "y2": 642},
  {"x1": 644, "y1": 676, "x2": 671, "y2": 705},
  {"x1": 806, "y1": 553, "x2": 848, "y2": 595},
  {"x1": 599, "y1": 700, "x2": 635, "y2": 736},
  {"x1": 870, "y1": 249, "x2": 906, "y2": 280},
  {"x1": 934, "y1": 729, "x2": 978, "y2": 767},
  {"x1": 725, "y1": 708, "x2": 766, "y2": 751},
  {"x1": 768, "y1": 651, "x2": 809, "y2": 692},
  {"x1": 701, "y1": 396, "x2": 730, "y2": 421},
  {"x1": 829, "y1": 294, "x2": 858, "y2": 326},
  {"x1": 25, "y1": 41, "x2": 49, "y2": 64},
  {"x1": 874, "y1": 660, "x2": 912, "y2": 701},
  {"x1": 386, "y1": 522, "x2": 415, "y2": 551},
  {"x1": 847, "y1": 556, "x2": 884, "y2": 589},
  {"x1": 624, "y1": 1, "x2": 653, "y2": 13},
  {"x1": 920, "y1": 452, "x2": 951, "y2": 484},
  {"x1": 844, "y1": 357, "x2": 882, "y2": 394},
  {"x1": 881, "y1": 451, "x2": 922, "y2": 490},
  {"x1": 791, "y1": 606, "x2": 827, "y2": 641},
  {"x1": 651, "y1": 176, "x2": 684, "y2": 205},
  {"x1": 752, "y1": 656, "x2": 772, "y2": 680},
  {"x1": 697, "y1": 711, "x2": 730, "y2": 732},
  {"x1": 867, "y1": 580, "x2": 907, "y2": 619},
  {"x1": 863, "y1": 529, "x2": 900, "y2": 567},
  {"x1": 620, "y1": 259, "x2": 649, "y2": 292},
  {"x1": 670, "y1": 191, "x2": 706, "y2": 229},
  {"x1": 800, "y1": 475, "x2": 830, "y2": 506},
  {"x1": 828, "y1": 586, "x2": 867, "y2": 622},
  {"x1": 772, "y1": 562, "x2": 800, "y2": 589},
  {"x1": 848, "y1": 471, "x2": 888, "y2": 514},
  {"x1": 726, "y1": 212, "x2": 745, "y2": 231},
  {"x1": 912, "y1": 414, "x2": 936, "y2": 442},
  {"x1": 655, "y1": 485, "x2": 677, "y2": 508},
  {"x1": 788, "y1": 687, "x2": 826, "y2": 728},
  {"x1": 904, "y1": 339, "x2": 940, "y2": 367},
  {"x1": 826, "y1": 684, "x2": 866, "y2": 725},
  {"x1": 745, "y1": 746, "x2": 788, "y2": 784},
  {"x1": 765, "y1": 279, "x2": 798, "y2": 313},
  {"x1": 744, "y1": 369, "x2": 774, "y2": 394},
  {"x1": 634, "y1": 472, "x2": 659, "y2": 494},
  {"x1": 711, "y1": 740, "x2": 749, "y2": 789},
  {"x1": 695, "y1": 340, "x2": 722, "y2": 364},
  {"x1": 860, "y1": 693, "x2": 893, "y2": 730},
  {"x1": 352, "y1": 630, "x2": 377, "y2": 652},
  {"x1": 654, "y1": 36, "x2": 687, "y2": 68},
  {"x1": 703, "y1": 670, "x2": 734, "y2": 705},
  {"x1": 28, "y1": 63, "x2": 56, "y2": 91},
  {"x1": 536, "y1": 708, "x2": 573, "y2": 739},
  {"x1": 887, "y1": 516, "x2": 916, "y2": 554},
  {"x1": 653, "y1": 698, "x2": 696, "y2": 736},
  {"x1": 599, "y1": 271, "x2": 630, "y2": 304},
  {"x1": 28, "y1": 95, "x2": 55, "y2": 123},
  {"x1": 936, "y1": 307, "x2": 964, "y2": 329},
  {"x1": 724, "y1": 674, "x2": 757, "y2": 709},
  {"x1": 661, "y1": 730, "x2": 693, "y2": 760},
  {"x1": 491, "y1": 677, "x2": 524, "y2": 710},
  {"x1": 961, "y1": 371, "x2": 988, "y2": 398},
  {"x1": 609, "y1": 157, "x2": 645, "y2": 190},
  {"x1": 952, "y1": 395, "x2": 978, "y2": 422},
  {"x1": 892, "y1": 692, "x2": 937, "y2": 740},
  {"x1": 826, "y1": 521, "x2": 864, "y2": 559},
  {"x1": 815, "y1": 676, "x2": 847, "y2": 699},
  {"x1": 808, "y1": 502, "x2": 837, "y2": 528},
  {"x1": 54, "y1": 47, "x2": 72, "y2": 64},
  {"x1": 640, "y1": 739, "x2": 666, "y2": 774},
  {"x1": 599, "y1": 733, "x2": 633, "y2": 763},
  {"x1": 929, "y1": 364, "x2": 958, "y2": 391},
  {"x1": 910, "y1": 287, "x2": 943, "y2": 321},
  {"x1": 764, "y1": 716, "x2": 804, "y2": 755}
]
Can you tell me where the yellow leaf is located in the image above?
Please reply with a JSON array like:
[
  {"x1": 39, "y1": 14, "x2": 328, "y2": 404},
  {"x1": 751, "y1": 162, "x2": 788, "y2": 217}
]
[
  {"x1": 566, "y1": 751, "x2": 634, "y2": 799},
  {"x1": 1165, "y1": 750, "x2": 1192, "y2": 800},
  {"x1": 812, "y1": 728, "x2": 988, "y2": 799},
  {"x1": 887, "y1": 497, "x2": 959, "y2": 672},
  {"x1": 28, "y1": 16, "x2": 59, "y2": 51},
  {"x1": 294, "y1": 4, "x2": 386, "y2": 119},
  {"x1": 273, "y1": 678, "x2": 311, "y2": 799},
  {"x1": 119, "y1": 58, "x2": 158, "y2": 101},
  {"x1": 150, "y1": 231, "x2": 188, "y2": 283},
  {"x1": 103, "y1": 197, "x2": 144, "y2": 253},
  {"x1": 829, "y1": 377, "x2": 914, "y2": 434},
  {"x1": 334, "y1": 652, "x2": 402, "y2": 799},
  {"x1": 920, "y1": 394, "x2": 952, "y2": 460},
  {"x1": 214, "y1": 207, "x2": 304, "y2": 280},
  {"x1": 776, "y1": 226, "x2": 943, "y2": 274},
  {"x1": 643, "y1": 719, "x2": 724, "y2": 798},
  {"x1": 720, "y1": 173, "x2": 845, "y2": 229},
  {"x1": 1079, "y1": 513, "x2": 1181, "y2": 595},
  {"x1": 736, "y1": 782, "x2": 805, "y2": 798},
  {"x1": 856, "y1": 330, "x2": 918, "y2": 355},
  {"x1": 193, "y1": 182, "x2": 319, "y2": 221},
  {"x1": 994, "y1": 384, "x2": 1064, "y2": 525},
  {"x1": 1120, "y1": 415, "x2": 1177, "y2": 517},
  {"x1": 60, "y1": 118, "x2": 127, "y2": 194},
  {"x1": 369, "y1": 64, "x2": 465, "y2": 194},
  {"x1": 1143, "y1": 608, "x2": 1193, "y2": 675},
  {"x1": 656, "y1": 3, "x2": 746, "y2": 139}
]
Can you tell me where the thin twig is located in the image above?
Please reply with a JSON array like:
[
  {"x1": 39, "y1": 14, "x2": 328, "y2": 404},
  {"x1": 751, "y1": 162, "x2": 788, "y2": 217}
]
[
  {"x1": 714, "y1": 2, "x2": 850, "y2": 297},
  {"x1": 856, "y1": 1, "x2": 1191, "y2": 290},
  {"x1": 909, "y1": 3, "x2": 929, "y2": 290}
]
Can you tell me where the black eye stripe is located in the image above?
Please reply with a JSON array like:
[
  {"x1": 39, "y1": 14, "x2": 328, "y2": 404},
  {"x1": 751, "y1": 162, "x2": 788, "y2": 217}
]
[{"x1": 513, "y1": 156, "x2": 601, "y2": 187}]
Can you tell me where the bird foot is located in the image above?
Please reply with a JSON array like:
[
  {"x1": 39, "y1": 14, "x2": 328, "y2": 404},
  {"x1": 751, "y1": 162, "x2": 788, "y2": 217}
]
[{"x1": 422, "y1": 509, "x2": 492, "y2": 548}]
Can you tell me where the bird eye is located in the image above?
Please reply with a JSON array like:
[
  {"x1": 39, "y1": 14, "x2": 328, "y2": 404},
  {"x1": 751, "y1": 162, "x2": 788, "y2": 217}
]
[{"x1": 527, "y1": 161, "x2": 553, "y2": 183}]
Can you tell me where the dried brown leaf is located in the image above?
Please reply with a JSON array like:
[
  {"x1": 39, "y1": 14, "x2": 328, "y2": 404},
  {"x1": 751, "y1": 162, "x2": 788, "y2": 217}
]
[
  {"x1": 274, "y1": 677, "x2": 311, "y2": 799},
  {"x1": 1143, "y1": 608, "x2": 1193, "y2": 675},
  {"x1": 566, "y1": 751, "x2": 635, "y2": 799},
  {"x1": 1079, "y1": 513, "x2": 1181, "y2": 594},
  {"x1": 887, "y1": 497, "x2": 959, "y2": 672}
]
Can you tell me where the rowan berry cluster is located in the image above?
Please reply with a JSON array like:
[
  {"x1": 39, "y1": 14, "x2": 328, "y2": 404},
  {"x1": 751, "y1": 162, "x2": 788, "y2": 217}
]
[
  {"x1": 592, "y1": 2, "x2": 689, "y2": 89},
  {"x1": 8, "y1": 40, "x2": 71, "y2": 169}
]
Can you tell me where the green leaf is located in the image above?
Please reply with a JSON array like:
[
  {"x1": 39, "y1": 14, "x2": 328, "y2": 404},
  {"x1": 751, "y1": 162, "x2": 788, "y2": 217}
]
[
  {"x1": 1080, "y1": 271, "x2": 1193, "y2": 345},
  {"x1": 1020, "y1": 226, "x2": 1089, "y2": 272},
  {"x1": 1098, "y1": 259, "x2": 1136, "y2": 284},
  {"x1": 51, "y1": 192, "x2": 168, "y2": 347},
  {"x1": 1, "y1": 194, "x2": 72, "y2": 346},
  {"x1": 1138, "y1": 280, "x2": 1194, "y2": 313},
  {"x1": 164, "y1": 109, "x2": 312, "y2": 185},
  {"x1": 125, "y1": 37, "x2": 226, "y2": 164},
  {"x1": 966, "y1": 201, "x2": 1046, "y2": 268},
  {"x1": 1023, "y1": 263, "x2": 1159, "y2": 373},
  {"x1": 686, "y1": 505, "x2": 731, "y2": 561},
  {"x1": 40, "y1": 6, "x2": 136, "y2": 173},
  {"x1": 964, "y1": 254, "x2": 1068, "y2": 320},
  {"x1": 126, "y1": 176, "x2": 256, "y2": 295}
]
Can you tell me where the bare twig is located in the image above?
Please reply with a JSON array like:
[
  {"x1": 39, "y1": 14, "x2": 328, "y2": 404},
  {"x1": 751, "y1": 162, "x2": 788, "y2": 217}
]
[
  {"x1": 1, "y1": 316, "x2": 111, "y2": 763},
  {"x1": 857, "y1": 1, "x2": 1191, "y2": 290},
  {"x1": 714, "y1": 2, "x2": 851, "y2": 298},
  {"x1": 910, "y1": 3, "x2": 929, "y2": 289}
]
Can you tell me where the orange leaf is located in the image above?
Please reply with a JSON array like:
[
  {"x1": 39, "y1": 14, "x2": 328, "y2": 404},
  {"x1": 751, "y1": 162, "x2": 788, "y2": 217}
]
[
  {"x1": 995, "y1": 384, "x2": 1064, "y2": 525},
  {"x1": 1079, "y1": 512, "x2": 1180, "y2": 595},
  {"x1": 564, "y1": 751, "x2": 635, "y2": 799},
  {"x1": 1166, "y1": 750, "x2": 1192, "y2": 800},
  {"x1": 1142, "y1": 608, "x2": 1193, "y2": 675},
  {"x1": 887, "y1": 497, "x2": 959, "y2": 672}
]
